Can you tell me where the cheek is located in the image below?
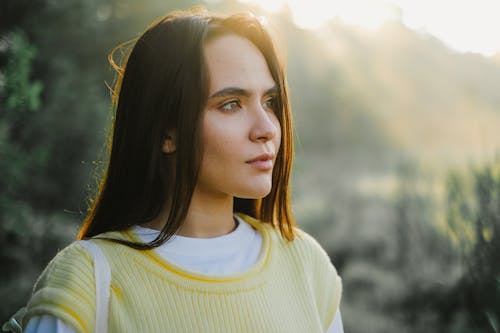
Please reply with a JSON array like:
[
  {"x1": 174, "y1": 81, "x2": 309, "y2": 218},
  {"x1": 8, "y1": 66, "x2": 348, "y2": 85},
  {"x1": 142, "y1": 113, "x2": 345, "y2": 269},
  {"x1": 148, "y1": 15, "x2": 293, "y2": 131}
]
[
  {"x1": 204, "y1": 118, "x2": 234, "y2": 149},
  {"x1": 201, "y1": 118, "x2": 241, "y2": 171}
]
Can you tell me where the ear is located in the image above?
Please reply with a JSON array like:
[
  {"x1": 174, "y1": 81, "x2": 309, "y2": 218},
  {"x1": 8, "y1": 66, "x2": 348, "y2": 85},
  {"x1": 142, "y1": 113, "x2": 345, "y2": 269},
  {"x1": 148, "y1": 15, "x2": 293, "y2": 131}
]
[{"x1": 162, "y1": 130, "x2": 177, "y2": 154}]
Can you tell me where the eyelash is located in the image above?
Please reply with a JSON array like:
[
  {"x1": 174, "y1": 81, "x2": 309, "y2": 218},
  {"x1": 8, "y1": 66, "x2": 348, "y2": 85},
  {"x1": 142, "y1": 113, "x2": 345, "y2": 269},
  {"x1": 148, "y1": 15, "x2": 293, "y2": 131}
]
[
  {"x1": 263, "y1": 96, "x2": 277, "y2": 111},
  {"x1": 218, "y1": 96, "x2": 278, "y2": 113},
  {"x1": 219, "y1": 100, "x2": 241, "y2": 112}
]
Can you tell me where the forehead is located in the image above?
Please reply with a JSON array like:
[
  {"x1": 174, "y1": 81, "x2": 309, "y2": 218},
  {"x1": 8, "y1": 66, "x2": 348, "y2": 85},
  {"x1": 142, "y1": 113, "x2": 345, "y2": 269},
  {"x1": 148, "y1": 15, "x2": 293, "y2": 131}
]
[{"x1": 204, "y1": 34, "x2": 276, "y2": 93}]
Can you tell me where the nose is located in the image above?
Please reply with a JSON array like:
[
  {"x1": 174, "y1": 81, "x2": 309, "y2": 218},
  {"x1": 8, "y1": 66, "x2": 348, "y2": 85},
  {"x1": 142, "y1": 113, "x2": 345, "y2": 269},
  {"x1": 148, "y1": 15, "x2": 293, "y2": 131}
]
[{"x1": 249, "y1": 103, "x2": 279, "y2": 142}]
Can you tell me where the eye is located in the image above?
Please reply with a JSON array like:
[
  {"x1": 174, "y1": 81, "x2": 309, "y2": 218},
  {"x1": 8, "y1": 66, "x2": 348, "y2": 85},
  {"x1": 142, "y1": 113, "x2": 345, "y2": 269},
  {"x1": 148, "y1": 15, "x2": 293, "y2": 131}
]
[
  {"x1": 219, "y1": 100, "x2": 241, "y2": 112},
  {"x1": 263, "y1": 96, "x2": 278, "y2": 112}
]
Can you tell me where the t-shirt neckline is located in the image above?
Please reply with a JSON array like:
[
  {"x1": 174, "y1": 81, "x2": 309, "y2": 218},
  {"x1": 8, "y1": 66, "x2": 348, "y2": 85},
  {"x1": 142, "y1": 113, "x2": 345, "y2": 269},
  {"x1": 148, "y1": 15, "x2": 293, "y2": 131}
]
[
  {"x1": 131, "y1": 214, "x2": 256, "y2": 258},
  {"x1": 124, "y1": 213, "x2": 272, "y2": 283}
]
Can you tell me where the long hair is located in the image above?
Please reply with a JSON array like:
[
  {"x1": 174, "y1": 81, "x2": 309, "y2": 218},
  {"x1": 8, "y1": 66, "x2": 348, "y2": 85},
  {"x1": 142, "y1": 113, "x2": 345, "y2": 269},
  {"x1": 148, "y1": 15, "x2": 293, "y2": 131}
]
[{"x1": 78, "y1": 8, "x2": 296, "y2": 249}]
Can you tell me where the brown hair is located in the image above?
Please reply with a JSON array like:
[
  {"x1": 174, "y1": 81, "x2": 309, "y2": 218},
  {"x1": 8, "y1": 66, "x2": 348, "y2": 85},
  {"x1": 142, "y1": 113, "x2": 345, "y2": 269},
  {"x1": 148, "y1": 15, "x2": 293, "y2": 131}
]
[{"x1": 78, "y1": 7, "x2": 296, "y2": 249}]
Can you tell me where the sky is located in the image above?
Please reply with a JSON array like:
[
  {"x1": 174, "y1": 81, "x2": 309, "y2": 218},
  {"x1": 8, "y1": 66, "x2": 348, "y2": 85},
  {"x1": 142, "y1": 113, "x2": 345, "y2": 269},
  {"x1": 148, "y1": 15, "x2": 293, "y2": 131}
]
[{"x1": 238, "y1": 0, "x2": 500, "y2": 57}]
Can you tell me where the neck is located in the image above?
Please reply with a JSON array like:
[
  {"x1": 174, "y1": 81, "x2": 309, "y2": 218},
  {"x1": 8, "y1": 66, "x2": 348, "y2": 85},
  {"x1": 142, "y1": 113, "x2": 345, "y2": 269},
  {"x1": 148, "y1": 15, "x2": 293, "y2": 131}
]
[
  {"x1": 142, "y1": 188, "x2": 236, "y2": 238},
  {"x1": 178, "y1": 187, "x2": 235, "y2": 238}
]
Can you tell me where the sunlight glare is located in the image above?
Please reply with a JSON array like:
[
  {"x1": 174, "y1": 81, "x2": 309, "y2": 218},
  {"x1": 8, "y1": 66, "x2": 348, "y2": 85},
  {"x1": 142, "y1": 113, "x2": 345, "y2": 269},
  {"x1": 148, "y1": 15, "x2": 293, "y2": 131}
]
[
  {"x1": 240, "y1": 0, "x2": 398, "y2": 30},
  {"x1": 238, "y1": 0, "x2": 287, "y2": 13},
  {"x1": 392, "y1": 0, "x2": 500, "y2": 56},
  {"x1": 238, "y1": 0, "x2": 500, "y2": 56}
]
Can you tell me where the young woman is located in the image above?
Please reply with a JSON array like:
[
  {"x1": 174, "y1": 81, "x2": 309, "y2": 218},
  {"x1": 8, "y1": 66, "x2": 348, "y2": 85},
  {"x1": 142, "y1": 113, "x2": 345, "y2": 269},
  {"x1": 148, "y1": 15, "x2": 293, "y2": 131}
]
[{"x1": 21, "y1": 7, "x2": 343, "y2": 333}]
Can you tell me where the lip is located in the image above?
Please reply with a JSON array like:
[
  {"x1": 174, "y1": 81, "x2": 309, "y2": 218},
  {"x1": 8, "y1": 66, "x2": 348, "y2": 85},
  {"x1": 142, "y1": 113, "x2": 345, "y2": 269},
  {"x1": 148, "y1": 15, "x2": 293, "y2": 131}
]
[{"x1": 246, "y1": 153, "x2": 275, "y2": 171}]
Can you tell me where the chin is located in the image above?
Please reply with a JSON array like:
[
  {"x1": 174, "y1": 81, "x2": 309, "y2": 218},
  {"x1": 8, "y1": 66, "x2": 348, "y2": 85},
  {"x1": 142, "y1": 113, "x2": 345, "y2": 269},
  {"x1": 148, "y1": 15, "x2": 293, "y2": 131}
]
[{"x1": 236, "y1": 185, "x2": 273, "y2": 199}]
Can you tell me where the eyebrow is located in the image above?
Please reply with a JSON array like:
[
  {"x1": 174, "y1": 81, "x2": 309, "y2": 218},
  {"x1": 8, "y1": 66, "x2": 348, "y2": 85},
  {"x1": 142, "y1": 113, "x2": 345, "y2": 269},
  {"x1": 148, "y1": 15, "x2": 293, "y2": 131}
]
[{"x1": 208, "y1": 85, "x2": 279, "y2": 99}]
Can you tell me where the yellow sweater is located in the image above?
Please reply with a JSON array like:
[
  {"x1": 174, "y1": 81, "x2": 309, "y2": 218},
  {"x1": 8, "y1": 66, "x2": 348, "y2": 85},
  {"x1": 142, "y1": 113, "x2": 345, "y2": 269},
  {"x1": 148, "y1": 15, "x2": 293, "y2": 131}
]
[{"x1": 23, "y1": 214, "x2": 342, "y2": 333}]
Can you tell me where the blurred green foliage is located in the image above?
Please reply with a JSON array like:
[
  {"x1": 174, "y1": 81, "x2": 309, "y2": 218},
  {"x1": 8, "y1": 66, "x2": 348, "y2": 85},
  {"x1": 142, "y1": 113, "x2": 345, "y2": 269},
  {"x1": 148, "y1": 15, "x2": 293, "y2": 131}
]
[
  {"x1": 445, "y1": 164, "x2": 500, "y2": 331},
  {"x1": 1, "y1": 0, "x2": 499, "y2": 332},
  {"x1": 0, "y1": 28, "x2": 74, "y2": 320},
  {"x1": 3, "y1": 31, "x2": 42, "y2": 113}
]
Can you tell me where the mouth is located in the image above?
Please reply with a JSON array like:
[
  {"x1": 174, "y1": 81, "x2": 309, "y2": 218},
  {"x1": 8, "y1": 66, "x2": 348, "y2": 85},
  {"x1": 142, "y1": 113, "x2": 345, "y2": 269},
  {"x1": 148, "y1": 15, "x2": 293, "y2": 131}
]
[{"x1": 246, "y1": 153, "x2": 275, "y2": 171}]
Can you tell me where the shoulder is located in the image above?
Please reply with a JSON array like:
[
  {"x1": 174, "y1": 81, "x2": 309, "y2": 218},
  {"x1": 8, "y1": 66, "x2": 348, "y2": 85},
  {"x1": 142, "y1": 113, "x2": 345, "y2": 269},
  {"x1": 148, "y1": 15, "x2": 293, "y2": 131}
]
[
  {"x1": 23, "y1": 242, "x2": 96, "y2": 333},
  {"x1": 258, "y1": 221, "x2": 343, "y2": 328},
  {"x1": 32, "y1": 241, "x2": 94, "y2": 290},
  {"x1": 268, "y1": 222, "x2": 338, "y2": 272},
  {"x1": 239, "y1": 212, "x2": 340, "y2": 277},
  {"x1": 295, "y1": 228, "x2": 337, "y2": 265},
  {"x1": 289, "y1": 227, "x2": 342, "y2": 330},
  {"x1": 261, "y1": 222, "x2": 342, "y2": 329},
  {"x1": 288, "y1": 227, "x2": 340, "y2": 278}
]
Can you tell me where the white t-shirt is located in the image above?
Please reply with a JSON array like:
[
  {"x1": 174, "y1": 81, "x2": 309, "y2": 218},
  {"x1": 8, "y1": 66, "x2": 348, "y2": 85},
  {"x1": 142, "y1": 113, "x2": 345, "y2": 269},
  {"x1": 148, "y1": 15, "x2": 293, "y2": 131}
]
[{"x1": 25, "y1": 215, "x2": 343, "y2": 332}]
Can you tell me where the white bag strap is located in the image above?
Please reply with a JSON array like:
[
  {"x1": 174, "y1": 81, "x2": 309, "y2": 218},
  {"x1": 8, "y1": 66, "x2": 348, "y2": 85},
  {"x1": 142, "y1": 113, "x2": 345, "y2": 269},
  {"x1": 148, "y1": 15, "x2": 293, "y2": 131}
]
[{"x1": 77, "y1": 240, "x2": 110, "y2": 333}]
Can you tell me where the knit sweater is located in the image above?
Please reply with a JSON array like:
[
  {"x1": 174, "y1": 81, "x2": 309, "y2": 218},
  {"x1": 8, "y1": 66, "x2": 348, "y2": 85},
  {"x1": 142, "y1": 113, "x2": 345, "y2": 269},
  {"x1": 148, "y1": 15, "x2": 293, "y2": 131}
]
[{"x1": 23, "y1": 213, "x2": 342, "y2": 333}]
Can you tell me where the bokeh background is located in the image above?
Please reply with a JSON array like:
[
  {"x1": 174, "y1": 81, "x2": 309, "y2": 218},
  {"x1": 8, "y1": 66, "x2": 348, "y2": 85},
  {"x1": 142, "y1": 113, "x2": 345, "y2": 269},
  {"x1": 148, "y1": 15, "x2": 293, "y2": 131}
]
[{"x1": 1, "y1": 0, "x2": 500, "y2": 332}]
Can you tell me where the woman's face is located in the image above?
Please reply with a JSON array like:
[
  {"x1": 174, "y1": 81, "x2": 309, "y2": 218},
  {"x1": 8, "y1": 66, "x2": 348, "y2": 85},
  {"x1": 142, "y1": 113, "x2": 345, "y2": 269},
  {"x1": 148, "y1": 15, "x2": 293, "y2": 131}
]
[{"x1": 196, "y1": 33, "x2": 281, "y2": 200}]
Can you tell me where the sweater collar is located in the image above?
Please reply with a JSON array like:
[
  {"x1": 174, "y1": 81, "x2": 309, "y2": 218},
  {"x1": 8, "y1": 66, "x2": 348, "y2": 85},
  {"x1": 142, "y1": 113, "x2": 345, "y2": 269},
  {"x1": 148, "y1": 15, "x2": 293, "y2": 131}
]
[{"x1": 121, "y1": 213, "x2": 274, "y2": 283}]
